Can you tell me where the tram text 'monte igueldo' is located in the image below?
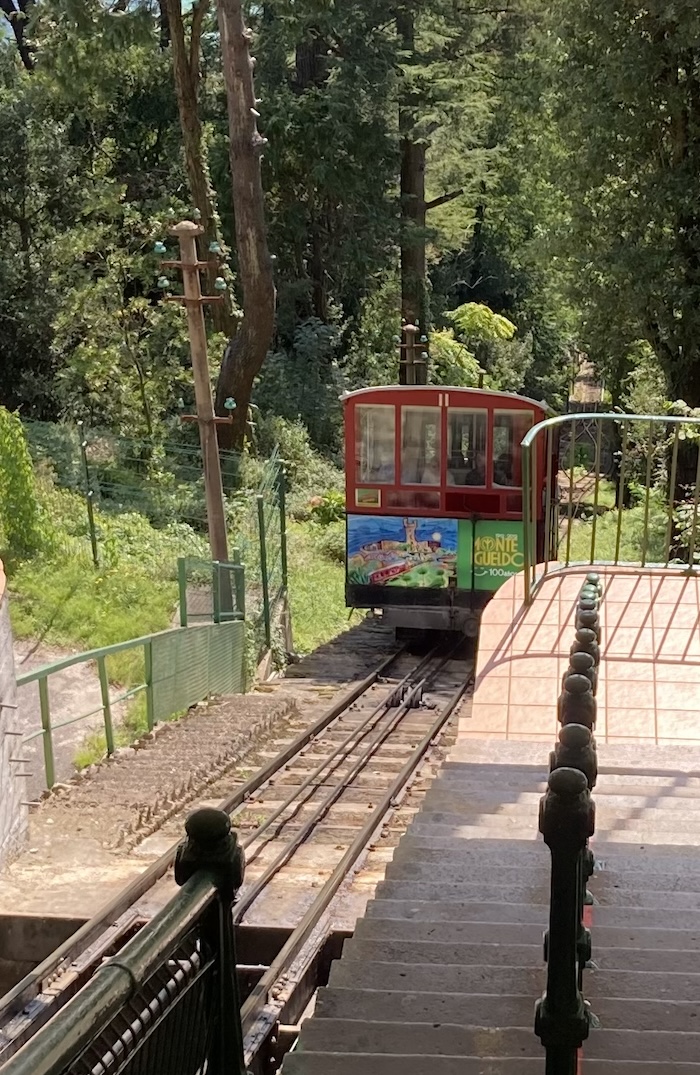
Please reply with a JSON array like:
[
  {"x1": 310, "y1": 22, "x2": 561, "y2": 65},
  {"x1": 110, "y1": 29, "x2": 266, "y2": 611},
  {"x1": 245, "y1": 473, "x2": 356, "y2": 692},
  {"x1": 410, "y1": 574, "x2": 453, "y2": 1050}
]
[{"x1": 343, "y1": 385, "x2": 556, "y2": 638}]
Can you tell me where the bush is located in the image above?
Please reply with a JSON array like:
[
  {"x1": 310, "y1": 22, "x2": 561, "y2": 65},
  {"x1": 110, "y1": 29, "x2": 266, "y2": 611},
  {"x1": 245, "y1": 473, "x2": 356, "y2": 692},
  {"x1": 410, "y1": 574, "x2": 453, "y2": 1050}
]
[
  {"x1": 316, "y1": 521, "x2": 345, "y2": 564},
  {"x1": 0, "y1": 408, "x2": 44, "y2": 561},
  {"x1": 309, "y1": 490, "x2": 345, "y2": 525}
]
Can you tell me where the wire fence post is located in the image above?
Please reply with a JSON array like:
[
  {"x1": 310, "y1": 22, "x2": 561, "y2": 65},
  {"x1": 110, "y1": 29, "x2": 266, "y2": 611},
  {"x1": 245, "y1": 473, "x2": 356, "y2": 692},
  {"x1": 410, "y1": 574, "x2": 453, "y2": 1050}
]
[
  {"x1": 144, "y1": 639, "x2": 155, "y2": 731},
  {"x1": 177, "y1": 558, "x2": 189, "y2": 627},
  {"x1": 278, "y1": 463, "x2": 288, "y2": 591},
  {"x1": 77, "y1": 420, "x2": 99, "y2": 567},
  {"x1": 232, "y1": 547, "x2": 246, "y2": 619},
  {"x1": 97, "y1": 655, "x2": 115, "y2": 756},
  {"x1": 212, "y1": 561, "x2": 222, "y2": 625},
  {"x1": 38, "y1": 678, "x2": 55, "y2": 789},
  {"x1": 257, "y1": 495, "x2": 272, "y2": 650}
]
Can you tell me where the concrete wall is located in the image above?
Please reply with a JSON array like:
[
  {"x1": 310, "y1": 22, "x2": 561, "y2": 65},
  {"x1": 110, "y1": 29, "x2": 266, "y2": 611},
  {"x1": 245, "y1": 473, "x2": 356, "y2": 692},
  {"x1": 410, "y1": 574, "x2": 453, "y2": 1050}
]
[
  {"x1": 0, "y1": 562, "x2": 27, "y2": 865},
  {"x1": 0, "y1": 914, "x2": 86, "y2": 994}
]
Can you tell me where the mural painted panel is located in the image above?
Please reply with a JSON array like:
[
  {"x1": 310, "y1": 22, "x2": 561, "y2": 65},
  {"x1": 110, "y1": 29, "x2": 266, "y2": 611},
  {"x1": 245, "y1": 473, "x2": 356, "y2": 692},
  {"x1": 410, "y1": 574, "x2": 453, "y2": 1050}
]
[{"x1": 347, "y1": 516, "x2": 457, "y2": 589}]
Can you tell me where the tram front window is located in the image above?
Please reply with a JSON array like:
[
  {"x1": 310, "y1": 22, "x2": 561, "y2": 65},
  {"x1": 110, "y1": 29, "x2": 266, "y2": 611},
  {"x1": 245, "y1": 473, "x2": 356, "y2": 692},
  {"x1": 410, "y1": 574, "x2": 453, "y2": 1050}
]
[
  {"x1": 493, "y1": 410, "x2": 533, "y2": 487},
  {"x1": 355, "y1": 404, "x2": 395, "y2": 484},
  {"x1": 401, "y1": 406, "x2": 441, "y2": 485},
  {"x1": 447, "y1": 409, "x2": 487, "y2": 486}
]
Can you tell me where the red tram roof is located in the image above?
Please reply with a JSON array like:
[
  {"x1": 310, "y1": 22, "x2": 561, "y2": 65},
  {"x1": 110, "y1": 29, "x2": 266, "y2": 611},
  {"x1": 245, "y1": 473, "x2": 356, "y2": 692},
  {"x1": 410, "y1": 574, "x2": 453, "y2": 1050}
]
[{"x1": 341, "y1": 384, "x2": 551, "y2": 414}]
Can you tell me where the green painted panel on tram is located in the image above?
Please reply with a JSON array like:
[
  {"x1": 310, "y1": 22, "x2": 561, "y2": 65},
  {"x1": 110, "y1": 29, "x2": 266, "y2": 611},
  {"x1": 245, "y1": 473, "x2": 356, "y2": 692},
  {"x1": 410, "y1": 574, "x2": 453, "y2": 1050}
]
[
  {"x1": 473, "y1": 521, "x2": 525, "y2": 591},
  {"x1": 456, "y1": 519, "x2": 473, "y2": 588}
]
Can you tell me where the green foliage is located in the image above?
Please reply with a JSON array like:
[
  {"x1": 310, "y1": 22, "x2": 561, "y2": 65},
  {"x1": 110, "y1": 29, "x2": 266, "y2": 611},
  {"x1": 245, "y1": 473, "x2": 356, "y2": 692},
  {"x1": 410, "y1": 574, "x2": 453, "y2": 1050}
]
[
  {"x1": 287, "y1": 521, "x2": 351, "y2": 654},
  {"x1": 256, "y1": 417, "x2": 343, "y2": 521},
  {"x1": 253, "y1": 318, "x2": 344, "y2": 449},
  {"x1": 308, "y1": 491, "x2": 344, "y2": 526},
  {"x1": 542, "y1": 1, "x2": 700, "y2": 405},
  {"x1": 50, "y1": 194, "x2": 192, "y2": 436},
  {"x1": 315, "y1": 520, "x2": 345, "y2": 565},
  {"x1": 566, "y1": 491, "x2": 669, "y2": 566},
  {"x1": 7, "y1": 479, "x2": 201, "y2": 653},
  {"x1": 429, "y1": 329, "x2": 483, "y2": 387},
  {"x1": 447, "y1": 302, "x2": 516, "y2": 342},
  {"x1": 0, "y1": 407, "x2": 43, "y2": 559}
]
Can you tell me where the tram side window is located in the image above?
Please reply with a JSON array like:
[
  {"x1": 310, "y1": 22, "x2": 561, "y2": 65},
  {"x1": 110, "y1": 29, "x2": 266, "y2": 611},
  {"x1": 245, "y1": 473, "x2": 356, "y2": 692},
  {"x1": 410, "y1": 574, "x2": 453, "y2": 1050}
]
[
  {"x1": 492, "y1": 410, "x2": 534, "y2": 487},
  {"x1": 401, "y1": 407, "x2": 442, "y2": 485},
  {"x1": 447, "y1": 409, "x2": 487, "y2": 486},
  {"x1": 355, "y1": 404, "x2": 396, "y2": 484}
]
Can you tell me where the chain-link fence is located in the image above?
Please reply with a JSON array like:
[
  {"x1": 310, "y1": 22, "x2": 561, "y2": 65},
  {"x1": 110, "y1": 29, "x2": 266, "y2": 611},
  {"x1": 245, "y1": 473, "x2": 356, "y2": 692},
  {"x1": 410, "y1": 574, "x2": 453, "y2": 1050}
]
[{"x1": 23, "y1": 420, "x2": 288, "y2": 658}]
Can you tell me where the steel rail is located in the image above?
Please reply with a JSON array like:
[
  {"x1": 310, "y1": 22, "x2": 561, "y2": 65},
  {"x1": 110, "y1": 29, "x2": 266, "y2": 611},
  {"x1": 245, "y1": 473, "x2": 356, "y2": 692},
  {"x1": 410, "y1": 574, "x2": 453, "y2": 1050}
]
[
  {"x1": 241, "y1": 665, "x2": 472, "y2": 1043},
  {"x1": 238, "y1": 646, "x2": 440, "y2": 861},
  {"x1": 0, "y1": 648, "x2": 403, "y2": 1028},
  {"x1": 234, "y1": 647, "x2": 452, "y2": 920}
]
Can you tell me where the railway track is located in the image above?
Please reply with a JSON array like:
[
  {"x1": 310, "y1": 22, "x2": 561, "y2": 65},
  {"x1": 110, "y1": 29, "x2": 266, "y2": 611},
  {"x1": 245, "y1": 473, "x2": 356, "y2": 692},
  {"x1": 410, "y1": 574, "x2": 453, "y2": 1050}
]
[{"x1": 0, "y1": 643, "x2": 473, "y2": 1066}]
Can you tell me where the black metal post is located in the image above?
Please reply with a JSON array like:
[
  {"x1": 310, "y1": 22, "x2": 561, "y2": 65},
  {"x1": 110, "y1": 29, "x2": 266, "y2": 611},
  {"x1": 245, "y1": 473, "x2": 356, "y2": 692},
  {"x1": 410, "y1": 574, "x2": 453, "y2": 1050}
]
[
  {"x1": 558, "y1": 673, "x2": 597, "y2": 730},
  {"x1": 549, "y1": 724, "x2": 597, "y2": 987},
  {"x1": 535, "y1": 767, "x2": 594, "y2": 1075},
  {"x1": 562, "y1": 651, "x2": 597, "y2": 696},
  {"x1": 174, "y1": 808, "x2": 247, "y2": 1075}
]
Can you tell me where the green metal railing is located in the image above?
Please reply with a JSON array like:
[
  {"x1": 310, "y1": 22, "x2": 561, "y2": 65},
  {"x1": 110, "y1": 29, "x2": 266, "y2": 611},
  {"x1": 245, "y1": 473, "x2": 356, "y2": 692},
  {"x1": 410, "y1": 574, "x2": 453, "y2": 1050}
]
[
  {"x1": 522, "y1": 411, "x2": 700, "y2": 603},
  {"x1": 0, "y1": 808, "x2": 247, "y2": 1075},
  {"x1": 18, "y1": 620, "x2": 246, "y2": 790},
  {"x1": 177, "y1": 557, "x2": 246, "y2": 626}
]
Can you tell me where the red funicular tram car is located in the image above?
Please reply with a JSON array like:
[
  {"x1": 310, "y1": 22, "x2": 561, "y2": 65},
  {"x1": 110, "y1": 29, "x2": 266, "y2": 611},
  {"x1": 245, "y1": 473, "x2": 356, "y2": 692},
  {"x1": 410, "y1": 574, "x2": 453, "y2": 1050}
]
[{"x1": 344, "y1": 385, "x2": 553, "y2": 636}]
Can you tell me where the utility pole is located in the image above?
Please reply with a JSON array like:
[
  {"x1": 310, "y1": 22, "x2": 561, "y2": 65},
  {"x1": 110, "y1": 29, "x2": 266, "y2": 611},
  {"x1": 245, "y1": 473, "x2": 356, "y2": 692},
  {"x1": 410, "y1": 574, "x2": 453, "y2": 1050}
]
[
  {"x1": 398, "y1": 322, "x2": 429, "y2": 385},
  {"x1": 162, "y1": 220, "x2": 230, "y2": 564}
]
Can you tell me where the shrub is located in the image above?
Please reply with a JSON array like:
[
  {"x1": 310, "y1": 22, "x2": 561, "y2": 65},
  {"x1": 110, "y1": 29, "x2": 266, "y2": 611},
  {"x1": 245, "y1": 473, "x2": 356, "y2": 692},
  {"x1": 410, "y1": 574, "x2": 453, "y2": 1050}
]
[
  {"x1": 308, "y1": 490, "x2": 345, "y2": 525},
  {"x1": 0, "y1": 407, "x2": 44, "y2": 560},
  {"x1": 316, "y1": 521, "x2": 345, "y2": 564}
]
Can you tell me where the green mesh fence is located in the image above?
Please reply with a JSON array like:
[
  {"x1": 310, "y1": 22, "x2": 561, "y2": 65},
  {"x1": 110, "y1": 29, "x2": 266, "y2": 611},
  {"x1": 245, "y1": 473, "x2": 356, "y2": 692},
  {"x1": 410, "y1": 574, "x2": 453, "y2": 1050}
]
[{"x1": 151, "y1": 622, "x2": 245, "y2": 723}]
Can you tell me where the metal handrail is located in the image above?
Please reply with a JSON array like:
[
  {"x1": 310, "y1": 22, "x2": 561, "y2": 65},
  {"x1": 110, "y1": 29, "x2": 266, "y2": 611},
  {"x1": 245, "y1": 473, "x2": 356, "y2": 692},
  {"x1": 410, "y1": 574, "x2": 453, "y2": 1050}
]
[
  {"x1": 16, "y1": 617, "x2": 246, "y2": 790},
  {"x1": 0, "y1": 809, "x2": 247, "y2": 1075},
  {"x1": 0, "y1": 873, "x2": 216, "y2": 1075},
  {"x1": 521, "y1": 410, "x2": 700, "y2": 603}
]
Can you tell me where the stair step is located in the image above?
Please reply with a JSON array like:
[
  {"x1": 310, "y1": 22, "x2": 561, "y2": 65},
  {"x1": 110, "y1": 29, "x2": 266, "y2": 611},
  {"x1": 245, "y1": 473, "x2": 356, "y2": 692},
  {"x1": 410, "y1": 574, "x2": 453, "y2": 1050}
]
[
  {"x1": 407, "y1": 819, "x2": 700, "y2": 844},
  {"x1": 440, "y1": 765, "x2": 700, "y2": 794},
  {"x1": 342, "y1": 938, "x2": 544, "y2": 969},
  {"x1": 283, "y1": 1053, "x2": 700, "y2": 1074},
  {"x1": 425, "y1": 788, "x2": 700, "y2": 812},
  {"x1": 353, "y1": 916, "x2": 700, "y2": 953},
  {"x1": 297, "y1": 1020, "x2": 700, "y2": 1063},
  {"x1": 394, "y1": 834, "x2": 700, "y2": 864},
  {"x1": 374, "y1": 879, "x2": 700, "y2": 910},
  {"x1": 314, "y1": 989, "x2": 536, "y2": 1028},
  {"x1": 341, "y1": 937, "x2": 700, "y2": 975},
  {"x1": 364, "y1": 898, "x2": 700, "y2": 930},
  {"x1": 315, "y1": 988, "x2": 700, "y2": 1033},
  {"x1": 448, "y1": 739, "x2": 700, "y2": 772},
  {"x1": 386, "y1": 860, "x2": 700, "y2": 894},
  {"x1": 411, "y1": 806, "x2": 700, "y2": 835},
  {"x1": 327, "y1": 959, "x2": 700, "y2": 1001}
]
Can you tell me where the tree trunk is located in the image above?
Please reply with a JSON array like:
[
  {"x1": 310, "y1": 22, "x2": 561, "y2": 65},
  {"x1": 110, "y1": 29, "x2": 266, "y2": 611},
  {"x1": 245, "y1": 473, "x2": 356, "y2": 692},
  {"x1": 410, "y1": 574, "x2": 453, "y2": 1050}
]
[
  {"x1": 161, "y1": 0, "x2": 237, "y2": 339},
  {"x1": 397, "y1": 9, "x2": 427, "y2": 340},
  {"x1": 215, "y1": 0, "x2": 276, "y2": 450},
  {"x1": 0, "y1": 0, "x2": 34, "y2": 70}
]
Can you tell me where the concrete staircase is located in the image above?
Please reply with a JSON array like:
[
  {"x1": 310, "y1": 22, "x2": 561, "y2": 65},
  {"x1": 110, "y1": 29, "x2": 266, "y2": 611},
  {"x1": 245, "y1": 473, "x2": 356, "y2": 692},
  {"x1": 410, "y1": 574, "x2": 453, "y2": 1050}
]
[{"x1": 283, "y1": 740, "x2": 700, "y2": 1074}]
